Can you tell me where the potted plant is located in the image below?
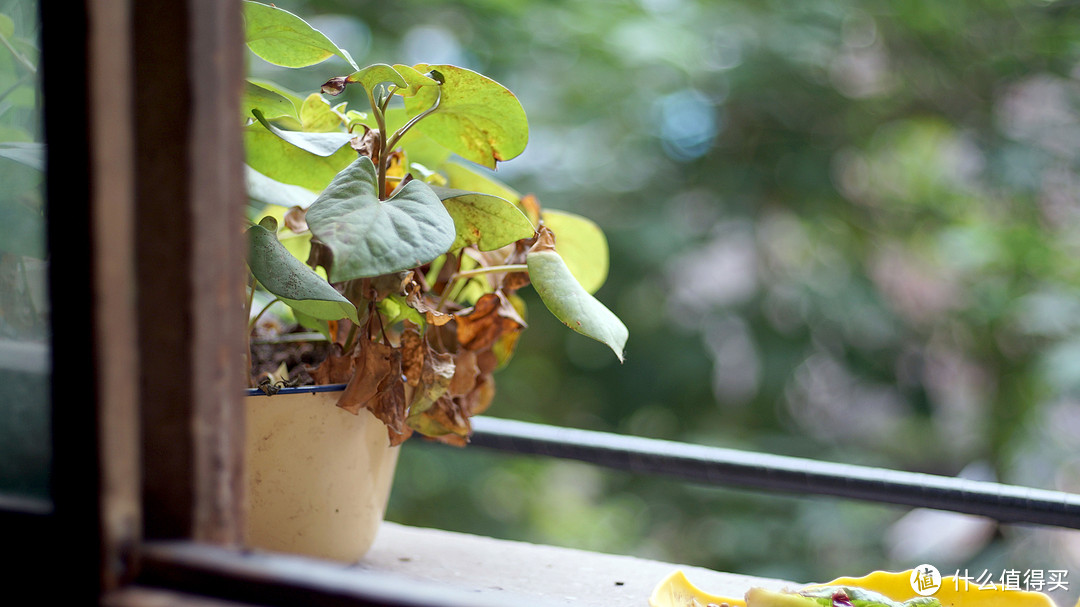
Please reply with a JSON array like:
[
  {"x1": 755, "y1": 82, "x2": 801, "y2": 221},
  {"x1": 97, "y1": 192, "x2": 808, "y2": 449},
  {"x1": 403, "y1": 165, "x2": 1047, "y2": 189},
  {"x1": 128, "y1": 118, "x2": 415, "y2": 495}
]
[{"x1": 241, "y1": 2, "x2": 628, "y2": 561}]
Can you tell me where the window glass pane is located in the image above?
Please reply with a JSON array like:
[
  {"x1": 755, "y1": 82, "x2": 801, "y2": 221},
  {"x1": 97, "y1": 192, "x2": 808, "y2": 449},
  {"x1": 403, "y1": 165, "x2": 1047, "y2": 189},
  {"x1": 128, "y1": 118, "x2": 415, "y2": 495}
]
[{"x1": 0, "y1": 0, "x2": 48, "y2": 501}]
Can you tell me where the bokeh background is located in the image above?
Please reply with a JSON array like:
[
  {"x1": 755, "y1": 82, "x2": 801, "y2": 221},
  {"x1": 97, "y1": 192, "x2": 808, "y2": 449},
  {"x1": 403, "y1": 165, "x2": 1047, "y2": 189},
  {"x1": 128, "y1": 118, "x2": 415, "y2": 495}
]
[{"x1": 249, "y1": 0, "x2": 1080, "y2": 602}]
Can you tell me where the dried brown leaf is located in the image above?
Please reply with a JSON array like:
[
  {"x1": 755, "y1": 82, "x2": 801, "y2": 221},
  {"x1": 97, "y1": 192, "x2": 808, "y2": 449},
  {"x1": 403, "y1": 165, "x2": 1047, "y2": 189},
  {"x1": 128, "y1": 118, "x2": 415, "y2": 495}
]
[
  {"x1": 350, "y1": 128, "x2": 381, "y2": 160},
  {"x1": 448, "y1": 350, "x2": 479, "y2": 396},
  {"x1": 400, "y1": 324, "x2": 424, "y2": 387},
  {"x1": 283, "y1": 206, "x2": 308, "y2": 233},
  {"x1": 309, "y1": 342, "x2": 353, "y2": 384},
  {"x1": 406, "y1": 288, "x2": 455, "y2": 326},
  {"x1": 455, "y1": 292, "x2": 526, "y2": 351},
  {"x1": 462, "y1": 374, "x2": 496, "y2": 417},
  {"x1": 336, "y1": 338, "x2": 398, "y2": 415}
]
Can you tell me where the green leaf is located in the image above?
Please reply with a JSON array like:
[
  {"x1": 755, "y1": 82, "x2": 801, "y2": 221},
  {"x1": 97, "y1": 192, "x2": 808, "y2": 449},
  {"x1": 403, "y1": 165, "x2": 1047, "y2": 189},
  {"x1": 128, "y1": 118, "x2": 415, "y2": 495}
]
[
  {"x1": 299, "y1": 93, "x2": 345, "y2": 132},
  {"x1": 379, "y1": 295, "x2": 425, "y2": 327},
  {"x1": 442, "y1": 161, "x2": 522, "y2": 205},
  {"x1": 384, "y1": 108, "x2": 452, "y2": 169},
  {"x1": 293, "y1": 309, "x2": 333, "y2": 342},
  {"x1": 0, "y1": 142, "x2": 44, "y2": 172},
  {"x1": 406, "y1": 64, "x2": 528, "y2": 169},
  {"x1": 0, "y1": 199, "x2": 44, "y2": 259},
  {"x1": 527, "y1": 231, "x2": 627, "y2": 362},
  {"x1": 305, "y1": 156, "x2": 456, "y2": 281},
  {"x1": 542, "y1": 209, "x2": 608, "y2": 294},
  {"x1": 346, "y1": 63, "x2": 409, "y2": 93},
  {"x1": 393, "y1": 64, "x2": 441, "y2": 97},
  {"x1": 324, "y1": 64, "x2": 439, "y2": 98},
  {"x1": 243, "y1": 1, "x2": 357, "y2": 69},
  {"x1": 243, "y1": 80, "x2": 298, "y2": 122},
  {"x1": 247, "y1": 217, "x2": 359, "y2": 323},
  {"x1": 0, "y1": 14, "x2": 14, "y2": 40},
  {"x1": 430, "y1": 186, "x2": 535, "y2": 251},
  {"x1": 244, "y1": 120, "x2": 355, "y2": 192},
  {"x1": 245, "y1": 166, "x2": 318, "y2": 209},
  {"x1": 251, "y1": 109, "x2": 353, "y2": 157}
]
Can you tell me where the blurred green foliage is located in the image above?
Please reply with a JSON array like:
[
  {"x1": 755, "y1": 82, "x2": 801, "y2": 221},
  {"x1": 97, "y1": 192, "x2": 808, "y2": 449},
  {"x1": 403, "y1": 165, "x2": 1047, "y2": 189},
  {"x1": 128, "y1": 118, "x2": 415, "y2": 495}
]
[{"x1": 253, "y1": 0, "x2": 1080, "y2": 600}]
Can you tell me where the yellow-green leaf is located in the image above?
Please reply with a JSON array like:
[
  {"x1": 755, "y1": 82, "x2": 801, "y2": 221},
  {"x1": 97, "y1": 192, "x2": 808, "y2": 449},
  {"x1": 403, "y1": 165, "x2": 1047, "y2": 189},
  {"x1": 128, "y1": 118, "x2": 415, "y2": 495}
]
[
  {"x1": 406, "y1": 64, "x2": 528, "y2": 169},
  {"x1": 243, "y1": 1, "x2": 357, "y2": 69},
  {"x1": 527, "y1": 228, "x2": 627, "y2": 362},
  {"x1": 542, "y1": 209, "x2": 609, "y2": 294}
]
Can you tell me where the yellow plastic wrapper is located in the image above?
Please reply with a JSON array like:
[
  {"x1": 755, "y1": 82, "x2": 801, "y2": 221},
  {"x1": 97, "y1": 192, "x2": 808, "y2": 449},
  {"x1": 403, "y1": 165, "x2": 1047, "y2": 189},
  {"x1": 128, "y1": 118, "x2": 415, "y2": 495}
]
[{"x1": 649, "y1": 569, "x2": 1066, "y2": 607}]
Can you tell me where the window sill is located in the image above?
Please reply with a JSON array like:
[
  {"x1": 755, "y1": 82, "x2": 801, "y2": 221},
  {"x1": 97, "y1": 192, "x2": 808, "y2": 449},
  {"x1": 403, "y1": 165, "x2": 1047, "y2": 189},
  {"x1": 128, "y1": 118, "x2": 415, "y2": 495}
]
[
  {"x1": 360, "y1": 522, "x2": 792, "y2": 606},
  {"x1": 137, "y1": 522, "x2": 794, "y2": 607}
]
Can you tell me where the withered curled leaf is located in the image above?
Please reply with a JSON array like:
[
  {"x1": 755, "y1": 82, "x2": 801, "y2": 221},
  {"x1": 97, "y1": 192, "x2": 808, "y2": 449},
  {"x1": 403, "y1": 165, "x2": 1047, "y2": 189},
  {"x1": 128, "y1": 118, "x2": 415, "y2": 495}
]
[
  {"x1": 309, "y1": 342, "x2": 353, "y2": 384},
  {"x1": 448, "y1": 350, "x2": 479, "y2": 397},
  {"x1": 406, "y1": 288, "x2": 455, "y2": 326},
  {"x1": 400, "y1": 324, "x2": 424, "y2": 387},
  {"x1": 321, "y1": 76, "x2": 348, "y2": 96},
  {"x1": 283, "y1": 206, "x2": 309, "y2": 233},
  {"x1": 455, "y1": 292, "x2": 526, "y2": 351},
  {"x1": 336, "y1": 338, "x2": 398, "y2": 415}
]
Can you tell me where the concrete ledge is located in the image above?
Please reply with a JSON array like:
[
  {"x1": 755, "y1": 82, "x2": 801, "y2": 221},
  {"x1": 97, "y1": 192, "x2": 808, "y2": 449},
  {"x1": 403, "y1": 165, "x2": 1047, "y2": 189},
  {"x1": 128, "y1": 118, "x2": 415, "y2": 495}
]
[{"x1": 361, "y1": 522, "x2": 796, "y2": 606}]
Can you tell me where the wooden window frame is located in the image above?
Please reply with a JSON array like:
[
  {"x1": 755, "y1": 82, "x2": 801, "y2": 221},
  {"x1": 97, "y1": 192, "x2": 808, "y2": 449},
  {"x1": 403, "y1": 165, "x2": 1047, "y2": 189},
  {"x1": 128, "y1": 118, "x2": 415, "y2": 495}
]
[{"x1": 8, "y1": 1, "x2": 1079, "y2": 605}]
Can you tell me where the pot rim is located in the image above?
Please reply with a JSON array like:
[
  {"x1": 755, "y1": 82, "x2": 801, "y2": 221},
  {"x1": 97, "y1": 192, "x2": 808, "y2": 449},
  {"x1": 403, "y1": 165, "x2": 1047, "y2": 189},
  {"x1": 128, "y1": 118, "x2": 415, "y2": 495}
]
[{"x1": 245, "y1": 383, "x2": 347, "y2": 398}]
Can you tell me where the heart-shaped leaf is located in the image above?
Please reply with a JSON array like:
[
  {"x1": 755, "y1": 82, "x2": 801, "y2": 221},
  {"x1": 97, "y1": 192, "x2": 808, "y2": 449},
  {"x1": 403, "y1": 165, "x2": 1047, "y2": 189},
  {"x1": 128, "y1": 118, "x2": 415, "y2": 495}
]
[
  {"x1": 243, "y1": 1, "x2": 357, "y2": 69},
  {"x1": 305, "y1": 156, "x2": 456, "y2": 281},
  {"x1": 430, "y1": 186, "x2": 535, "y2": 251},
  {"x1": 541, "y1": 209, "x2": 608, "y2": 294},
  {"x1": 405, "y1": 64, "x2": 528, "y2": 169},
  {"x1": 247, "y1": 217, "x2": 358, "y2": 323},
  {"x1": 527, "y1": 227, "x2": 627, "y2": 362}
]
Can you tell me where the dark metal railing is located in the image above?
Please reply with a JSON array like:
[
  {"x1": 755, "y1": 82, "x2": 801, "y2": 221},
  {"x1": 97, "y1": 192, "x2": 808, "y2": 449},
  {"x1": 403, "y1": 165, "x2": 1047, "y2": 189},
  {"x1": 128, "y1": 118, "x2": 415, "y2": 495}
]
[{"x1": 249, "y1": 384, "x2": 1080, "y2": 529}]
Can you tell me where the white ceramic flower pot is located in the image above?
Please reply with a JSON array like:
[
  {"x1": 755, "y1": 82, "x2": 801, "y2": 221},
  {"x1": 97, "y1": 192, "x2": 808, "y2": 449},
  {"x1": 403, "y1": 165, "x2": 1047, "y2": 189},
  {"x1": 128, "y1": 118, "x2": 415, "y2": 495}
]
[{"x1": 244, "y1": 388, "x2": 399, "y2": 562}]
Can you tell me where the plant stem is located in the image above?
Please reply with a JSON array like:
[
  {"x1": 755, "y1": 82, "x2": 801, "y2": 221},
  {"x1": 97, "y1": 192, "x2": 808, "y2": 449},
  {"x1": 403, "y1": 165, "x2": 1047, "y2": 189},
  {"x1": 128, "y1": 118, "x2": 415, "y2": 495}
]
[
  {"x1": 452, "y1": 264, "x2": 528, "y2": 280},
  {"x1": 244, "y1": 275, "x2": 257, "y2": 387},
  {"x1": 383, "y1": 87, "x2": 442, "y2": 154},
  {"x1": 0, "y1": 32, "x2": 36, "y2": 75},
  {"x1": 248, "y1": 296, "x2": 281, "y2": 333},
  {"x1": 370, "y1": 89, "x2": 389, "y2": 200}
]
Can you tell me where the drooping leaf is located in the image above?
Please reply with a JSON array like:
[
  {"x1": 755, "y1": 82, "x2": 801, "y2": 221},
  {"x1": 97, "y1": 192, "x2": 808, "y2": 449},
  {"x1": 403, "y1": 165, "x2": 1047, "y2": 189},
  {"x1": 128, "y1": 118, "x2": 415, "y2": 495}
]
[
  {"x1": 247, "y1": 217, "x2": 359, "y2": 323},
  {"x1": 244, "y1": 122, "x2": 355, "y2": 192},
  {"x1": 406, "y1": 64, "x2": 529, "y2": 169},
  {"x1": 251, "y1": 109, "x2": 354, "y2": 157},
  {"x1": 336, "y1": 338, "x2": 411, "y2": 445},
  {"x1": 527, "y1": 227, "x2": 627, "y2": 362},
  {"x1": 542, "y1": 209, "x2": 609, "y2": 294},
  {"x1": 408, "y1": 345, "x2": 455, "y2": 417},
  {"x1": 0, "y1": 142, "x2": 44, "y2": 171},
  {"x1": 243, "y1": 1, "x2": 357, "y2": 69},
  {"x1": 406, "y1": 396, "x2": 470, "y2": 445},
  {"x1": 305, "y1": 156, "x2": 457, "y2": 281},
  {"x1": 430, "y1": 186, "x2": 535, "y2": 251},
  {"x1": 243, "y1": 80, "x2": 298, "y2": 122},
  {"x1": 245, "y1": 166, "x2": 319, "y2": 209}
]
